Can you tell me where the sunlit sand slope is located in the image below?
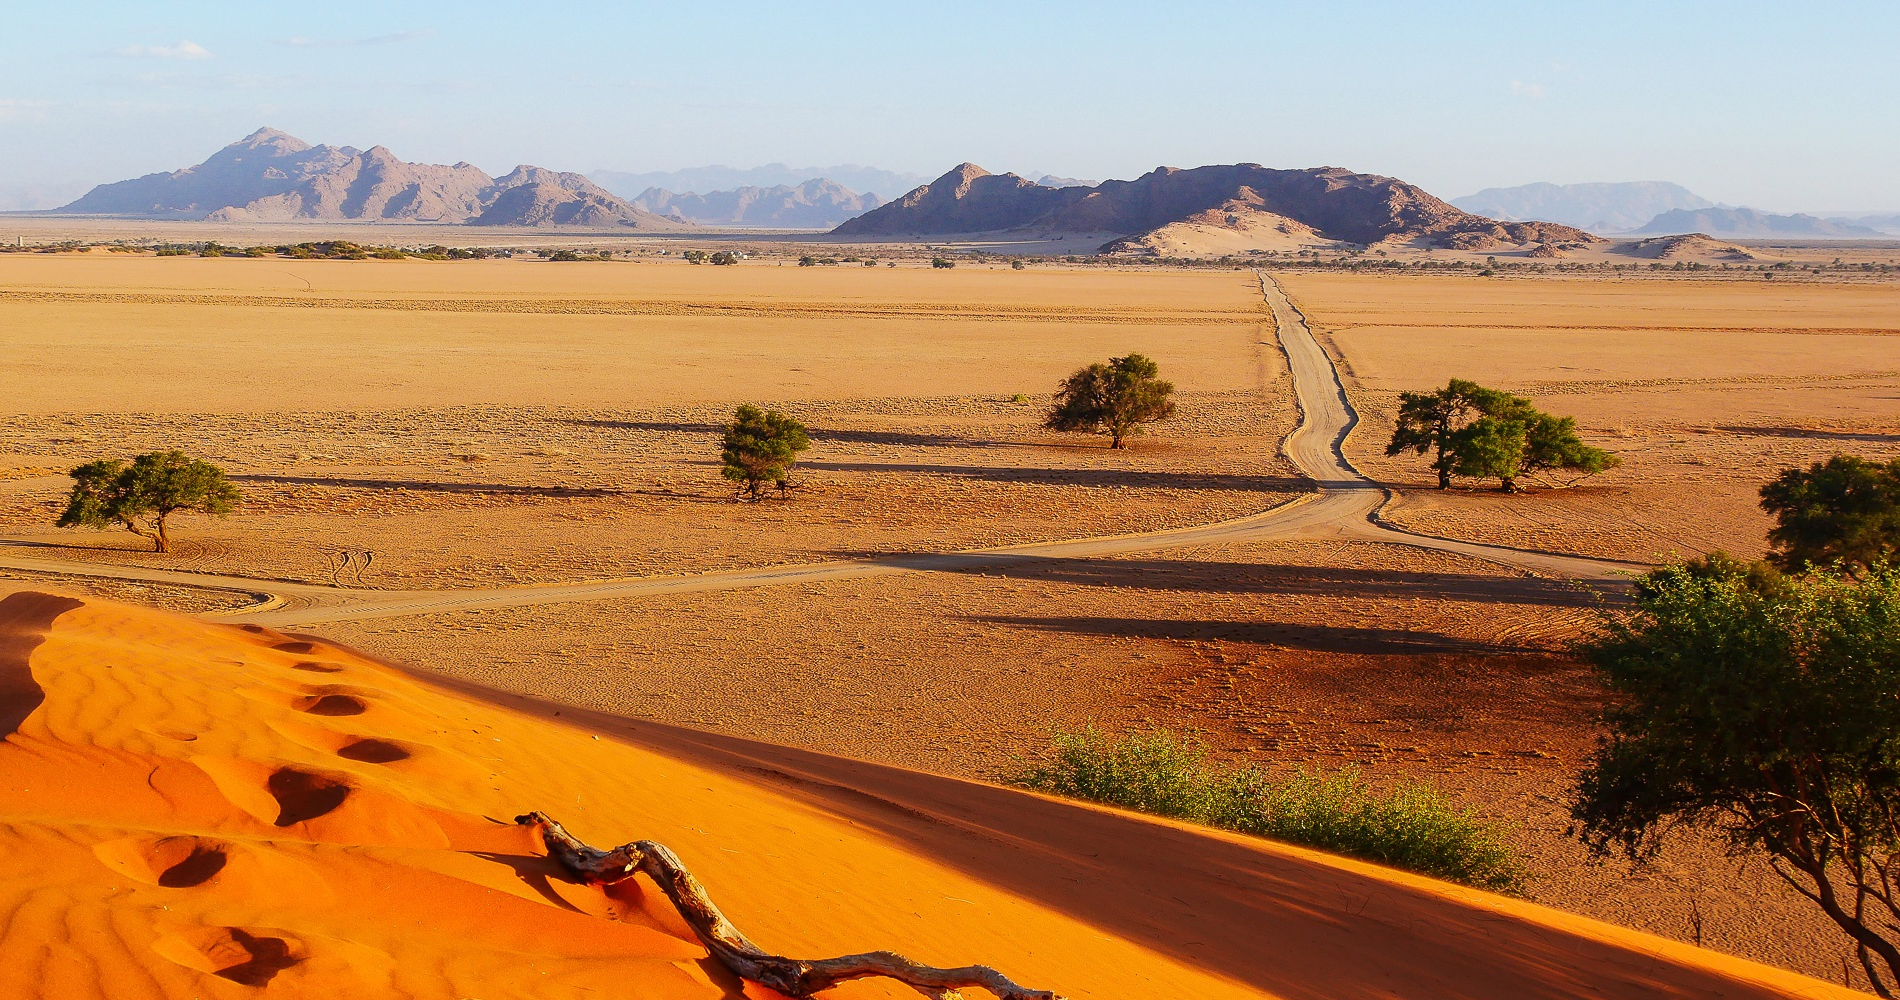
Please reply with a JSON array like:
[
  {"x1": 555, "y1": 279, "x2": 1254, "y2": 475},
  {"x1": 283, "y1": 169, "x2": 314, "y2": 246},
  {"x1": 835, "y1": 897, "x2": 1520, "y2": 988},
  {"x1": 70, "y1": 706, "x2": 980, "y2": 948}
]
[{"x1": 0, "y1": 592, "x2": 1860, "y2": 999}]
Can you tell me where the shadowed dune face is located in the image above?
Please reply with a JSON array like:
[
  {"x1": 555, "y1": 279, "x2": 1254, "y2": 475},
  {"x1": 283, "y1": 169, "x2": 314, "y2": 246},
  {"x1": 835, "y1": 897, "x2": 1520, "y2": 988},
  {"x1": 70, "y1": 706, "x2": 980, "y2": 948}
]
[{"x1": 0, "y1": 592, "x2": 84, "y2": 736}]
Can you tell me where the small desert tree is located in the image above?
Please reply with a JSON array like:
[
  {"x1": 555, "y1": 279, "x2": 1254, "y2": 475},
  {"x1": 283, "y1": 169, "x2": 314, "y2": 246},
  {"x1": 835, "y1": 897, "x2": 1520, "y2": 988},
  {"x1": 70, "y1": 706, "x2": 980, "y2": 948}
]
[
  {"x1": 1760, "y1": 455, "x2": 1900, "y2": 575},
  {"x1": 1388, "y1": 379, "x2": 1616, "y2": 491},
  {"x1": 1045, "y1": 353, "x2": 1177, "y2": 449},
  {"x1": 720, "y1": 405, "x2": 811, "y2": 501},
  {"x1": 1386, "y1": 379, "x2": 1503, "y2": 488},
  {"x1": 57, "y1": 450, "x2": 241, "y2": 553},
  {"x1": 1574, "y1": 561, "x2": 1900, "y2": 993}
]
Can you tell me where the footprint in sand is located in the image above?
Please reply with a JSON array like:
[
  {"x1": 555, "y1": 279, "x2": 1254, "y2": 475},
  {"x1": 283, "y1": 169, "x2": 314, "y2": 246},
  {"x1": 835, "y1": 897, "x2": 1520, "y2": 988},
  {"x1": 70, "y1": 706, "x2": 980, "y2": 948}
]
[
  {"x1": 293, "y1": 684, "x2": 369, "y2": 716},
  {"x1": 266, "y1": 768, "x2": 351, "y2": 826},
  {"x1": 153, "y1": 926, "x2": 302, "y2": 987},
  {"x1": 271, "y1": 641, "x2": 318, "y2": 654},
  {"x1": 93, "y1": 835, "x2": 229, "y2": 888},
  {"x1": 291, "y1": 660, "x2": 344, "y2": 673},
  {"x1": 336, "y1": 738, "x2": 410, "y2": 764}
]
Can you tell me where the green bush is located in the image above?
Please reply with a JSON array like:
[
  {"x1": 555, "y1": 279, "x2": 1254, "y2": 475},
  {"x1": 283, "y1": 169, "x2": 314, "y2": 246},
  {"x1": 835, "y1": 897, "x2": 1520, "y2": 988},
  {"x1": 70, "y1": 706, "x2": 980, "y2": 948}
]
[
  {"x1": 931, "y1": 256, "x2": 956, "y2": 269},
  {"x1": 1015, "y1": 729, "x2": 1525, "y2": 892}
]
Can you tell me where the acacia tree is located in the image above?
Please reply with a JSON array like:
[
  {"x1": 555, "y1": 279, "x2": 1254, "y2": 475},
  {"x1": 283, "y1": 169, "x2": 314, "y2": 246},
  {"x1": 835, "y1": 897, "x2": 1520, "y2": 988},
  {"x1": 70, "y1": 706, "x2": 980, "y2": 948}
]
[
  {"x1": 1045, "y1": 353, "x2": 1176, "y2": 449},
  {"x1": 1386, "y1": 378, "x2": 1496, "y2": 488},
  {"x1": 720, "y1": 405, "x2": 811, "y2": 501},
  {"x1": 1387, "y1": 379, "x2": 1616, "y2": 492},
  {"x1": 1760, "y1": 455, "x2": 1900, "y2": 575},
  {"x1": 1574, "y1": 561, "x2": 1900, "y2": 993},
  {"x1": 57, "y1": 450, "x2": 241, "y2": 553}
]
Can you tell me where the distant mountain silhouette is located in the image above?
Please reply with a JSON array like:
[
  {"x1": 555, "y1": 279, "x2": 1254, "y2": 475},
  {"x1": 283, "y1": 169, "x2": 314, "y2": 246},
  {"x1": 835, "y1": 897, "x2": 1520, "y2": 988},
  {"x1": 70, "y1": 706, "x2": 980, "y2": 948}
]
[
  {"x1": 630, "y1": 179, "x2": 883, "y2": 228},
  {"x1": 1451, "y1": 181, "x2": 1714, "y2": 233},
  {"x1": 1634, "y1": 206, "x2": 1882, "y2": 238},
  {"x1": 834, "y1": 163, "x2": 1594, "y2": 252},
  {"x1": 1034, "y1": 174, "x2": 1098, "y2": 189},
  {"x1": 593, "y1": 164, "x2": 927, "y2": 202},
  {"x1": 59, "y1": 128, "x2": 680, "y2": 228}
]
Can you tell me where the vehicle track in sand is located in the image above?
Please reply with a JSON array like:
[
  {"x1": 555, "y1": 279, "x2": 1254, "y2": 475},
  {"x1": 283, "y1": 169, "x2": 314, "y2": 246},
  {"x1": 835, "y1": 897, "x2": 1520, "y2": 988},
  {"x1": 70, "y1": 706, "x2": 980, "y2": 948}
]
[{"x1": 0, "y1": 272, "x2": 1643, "y2": 625}]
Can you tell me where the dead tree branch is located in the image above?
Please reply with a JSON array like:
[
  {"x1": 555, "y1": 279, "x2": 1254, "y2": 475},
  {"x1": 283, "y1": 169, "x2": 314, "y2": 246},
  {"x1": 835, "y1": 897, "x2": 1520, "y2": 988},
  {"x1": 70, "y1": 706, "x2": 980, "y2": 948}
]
[{"x1": 516, "y1": 812, "x2": 1062, "y2": 1000}]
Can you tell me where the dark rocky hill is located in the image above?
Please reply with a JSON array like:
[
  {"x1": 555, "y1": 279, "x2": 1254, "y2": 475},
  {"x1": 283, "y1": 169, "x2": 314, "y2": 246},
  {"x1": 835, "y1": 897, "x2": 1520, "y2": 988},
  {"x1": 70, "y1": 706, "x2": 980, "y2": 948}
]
[
  {"x1": 60, "y1": 128, "x2": 679, "y2": 228},
  {"x1": 834, "y1": 162, "x2": 1593, "y2": 251}
]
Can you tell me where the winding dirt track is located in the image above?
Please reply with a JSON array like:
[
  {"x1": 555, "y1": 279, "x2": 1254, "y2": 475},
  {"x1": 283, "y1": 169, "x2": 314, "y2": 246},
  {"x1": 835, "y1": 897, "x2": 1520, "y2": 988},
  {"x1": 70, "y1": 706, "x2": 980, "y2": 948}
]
[{"x1": 0, "y1": 272, "x2": 1640, "y2": 625}]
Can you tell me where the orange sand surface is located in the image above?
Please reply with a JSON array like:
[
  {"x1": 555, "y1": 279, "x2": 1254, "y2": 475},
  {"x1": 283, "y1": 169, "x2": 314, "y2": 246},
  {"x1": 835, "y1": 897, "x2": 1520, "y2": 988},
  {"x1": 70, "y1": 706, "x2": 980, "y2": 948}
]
[
  {"x1": 0, "y1": 255, "x2": 1266, "y2": 414},
  {"x1": 0, "y1": 591, "x2": 1862, "y2": 999}
]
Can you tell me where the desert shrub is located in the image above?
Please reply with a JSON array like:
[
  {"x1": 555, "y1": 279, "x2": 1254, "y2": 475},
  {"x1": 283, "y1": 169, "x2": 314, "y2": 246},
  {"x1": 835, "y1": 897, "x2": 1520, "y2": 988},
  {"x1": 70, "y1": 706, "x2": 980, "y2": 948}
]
[
  {"x1": 682, "y1": 249, "x2": 708, "y2": 264},
  {"x1": 1011, "y1": 259, "x2": 1026, "y2": 270},
  {"x1": 548, "y1": 249, "x2": 582, "y2": 262},
  {"x1": 720, "y1": 404, "x2": 811, "y2": 501},
  {"x1": 1760, "y1": 455, "x2": 1900, "y2": 575},
  {"x1": 710, "y1": 251, "x2": 738, "y2": 265},
  {"x1": 1016, "y1": 729, "x2": 1524, "y2": 892},
  {"x1": 1575, "y1": 561, "x2": 1900, "y2": 990},
  {"x1": 371, "y1": 247, "x2": 406, "y2": 260},
  {"x1": 57, "y1": 451, "x2": 241, "y2": 553},
  {"x1": 931, "y1": 256, "x2": 956, "y2": 269},
  {"x1": 1045, "y1": 353, "x2": 1176, "y2": 449}
]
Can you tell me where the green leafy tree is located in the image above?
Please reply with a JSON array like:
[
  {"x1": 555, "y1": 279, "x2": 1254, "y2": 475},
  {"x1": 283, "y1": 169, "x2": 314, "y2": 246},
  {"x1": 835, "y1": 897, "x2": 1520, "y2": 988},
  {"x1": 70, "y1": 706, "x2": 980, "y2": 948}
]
[
  {"x1": 1574, "y1": 562, "x2": 1900, "y2": 993},
  {"x1": 1760, "y1": 455, "x2": 1900, "y2": 575},
  {"x1": 720, "y1": 405, "x2": 811, "y2": 501},
  {"x1": 1448, "y1": 416, "x2": 1526, "y2": 491},
  {"x1": 1045, "y1": 353, "x2": 1177, "y2": 450},
  {"x1": 1517, "y1": 412, "x2": 1619, "y2": 488},
  {"x1": 57, "y1": 451, "x2": 241, "y2": 553},
  {"x1": 1388, "y1": 379, "x2": 1616, "y2": 492}
]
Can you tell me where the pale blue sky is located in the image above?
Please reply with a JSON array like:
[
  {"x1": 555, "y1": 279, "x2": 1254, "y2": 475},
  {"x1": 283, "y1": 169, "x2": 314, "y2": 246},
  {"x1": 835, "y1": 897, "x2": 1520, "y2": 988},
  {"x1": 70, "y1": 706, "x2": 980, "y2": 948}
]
[{"x1": 2, "y1": 1, "x2": 1894, "y2": 211}]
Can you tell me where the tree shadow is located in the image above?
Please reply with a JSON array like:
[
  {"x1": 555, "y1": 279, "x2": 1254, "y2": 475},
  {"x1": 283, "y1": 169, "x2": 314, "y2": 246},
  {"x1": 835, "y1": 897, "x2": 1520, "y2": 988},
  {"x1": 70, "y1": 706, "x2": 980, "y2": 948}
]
[
  {"x1": 229, "y1": 474, "x2": 625, "y2": 498},
  {"x1": 565, "y1": 418, "x2": 1043, "y2": 450},
  {"x1": 971, "y1": 615, "x2": 1535, "y2": 654},
  {"x1": 826, "y1": 552, "x2": 1611, "y2": 608},
  {"x1": 804, "y1": 462, "x2": 1308, "y2": 492},
  {"x1": 1715, "y1": 425, "x2": 1900, "y2": 443}
]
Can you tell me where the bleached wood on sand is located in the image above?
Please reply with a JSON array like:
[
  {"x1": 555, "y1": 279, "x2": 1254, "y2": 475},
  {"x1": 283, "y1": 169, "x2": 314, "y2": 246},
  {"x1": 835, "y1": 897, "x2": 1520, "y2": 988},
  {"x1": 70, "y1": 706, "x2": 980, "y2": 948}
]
[{"x1": 517, "y1": 812, "x2": 1062, "y2": 1000}]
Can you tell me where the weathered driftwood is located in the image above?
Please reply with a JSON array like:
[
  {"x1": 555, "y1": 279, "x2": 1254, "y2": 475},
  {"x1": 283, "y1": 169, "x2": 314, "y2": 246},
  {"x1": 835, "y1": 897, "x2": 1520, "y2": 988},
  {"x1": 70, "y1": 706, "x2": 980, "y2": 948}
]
[{"x1": 516, "y1": 811, "x2": 1062, "y2": 1000}]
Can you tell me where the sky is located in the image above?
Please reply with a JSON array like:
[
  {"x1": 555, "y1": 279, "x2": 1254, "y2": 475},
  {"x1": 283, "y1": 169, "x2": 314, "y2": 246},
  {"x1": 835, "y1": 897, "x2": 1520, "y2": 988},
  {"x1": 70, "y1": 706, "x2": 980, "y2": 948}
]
[{"x1": 2, "y1": 1, "x2": 1896, "y2": 212}]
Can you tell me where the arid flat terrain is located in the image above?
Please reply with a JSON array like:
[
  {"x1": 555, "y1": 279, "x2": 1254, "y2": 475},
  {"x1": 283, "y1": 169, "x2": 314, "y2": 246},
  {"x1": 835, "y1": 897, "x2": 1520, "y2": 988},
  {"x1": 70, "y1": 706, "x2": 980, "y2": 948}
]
[
  {"x1": 1281, "y1": 271, "x2": 1900, "y2": 562},
  {"x1": 5, "y1": 249, "x2": 1898, "y2": 992}
]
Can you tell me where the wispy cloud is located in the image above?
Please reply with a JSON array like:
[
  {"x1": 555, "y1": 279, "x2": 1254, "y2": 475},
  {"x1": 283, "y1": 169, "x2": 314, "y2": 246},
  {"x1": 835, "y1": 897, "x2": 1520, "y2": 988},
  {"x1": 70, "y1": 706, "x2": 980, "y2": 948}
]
[
  {"x1": 117, "y1": 72, "x2": 313, "y2": 91},
  {"x1": 1509, "y1": 80, "x2": 1546, "y2": 99},
  {"x1": 278, "y1": 30, "x2": 433, "y2": 48},
  {"x1": 110, "y1": 40, "x2": 212, "y2": 60}
]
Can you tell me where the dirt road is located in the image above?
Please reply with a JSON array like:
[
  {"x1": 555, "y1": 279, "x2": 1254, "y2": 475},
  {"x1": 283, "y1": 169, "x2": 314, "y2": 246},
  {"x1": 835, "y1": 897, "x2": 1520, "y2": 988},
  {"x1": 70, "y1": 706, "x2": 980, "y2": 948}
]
[{"x1": 0, "y1": 272, "x2": 1640, "y2": 623}]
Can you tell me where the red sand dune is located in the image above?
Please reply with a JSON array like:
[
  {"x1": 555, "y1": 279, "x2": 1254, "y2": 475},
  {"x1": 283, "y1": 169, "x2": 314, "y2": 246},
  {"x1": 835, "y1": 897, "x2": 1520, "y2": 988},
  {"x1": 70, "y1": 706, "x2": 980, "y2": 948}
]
[{"x1": 0, "y1": 591, "x2": 1862, "y2": 999}]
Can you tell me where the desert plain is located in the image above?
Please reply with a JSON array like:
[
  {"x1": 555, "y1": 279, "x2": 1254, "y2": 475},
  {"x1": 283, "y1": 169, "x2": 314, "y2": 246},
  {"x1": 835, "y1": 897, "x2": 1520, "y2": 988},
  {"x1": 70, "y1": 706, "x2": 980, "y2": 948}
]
[{"x1": 4, "y1": 238, "x2": 1900, "y2": 996}]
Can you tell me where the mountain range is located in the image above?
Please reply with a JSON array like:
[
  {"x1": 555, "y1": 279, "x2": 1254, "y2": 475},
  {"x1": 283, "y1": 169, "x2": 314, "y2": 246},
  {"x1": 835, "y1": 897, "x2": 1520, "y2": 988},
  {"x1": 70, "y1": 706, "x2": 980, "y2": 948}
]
[
  {"x1": 1451, "y1": 182, "x2": 1713, "y2": 233},
  {"x1": 630, "y1": 179, "x2": 883, "y2": 228},
  {"x1": 834, "y1": 163, "x2": 1594, "y2": 252},
  {"x1": 1633, "y1": 206, "x2": 1884, "y2": 238},
  {"x1": 59, "y1": 128, "x2": 681, "y2": 228},
  {"x1": 591, "y1": 164, "x2": 927, "y2": 203}
]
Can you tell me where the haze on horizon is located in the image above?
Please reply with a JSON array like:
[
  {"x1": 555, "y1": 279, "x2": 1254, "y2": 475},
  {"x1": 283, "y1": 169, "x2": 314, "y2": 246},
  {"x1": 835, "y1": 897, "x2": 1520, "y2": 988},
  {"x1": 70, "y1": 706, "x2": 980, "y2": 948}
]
[{"x1": 2, "y1": 0, "x2": 1895, "y2": 213}]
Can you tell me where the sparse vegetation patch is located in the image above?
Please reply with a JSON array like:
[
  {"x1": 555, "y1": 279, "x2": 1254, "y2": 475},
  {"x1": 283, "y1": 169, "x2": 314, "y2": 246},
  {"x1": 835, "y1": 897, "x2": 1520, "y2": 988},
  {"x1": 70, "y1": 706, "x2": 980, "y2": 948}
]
[{"x1": 1015, "y1": 729, "x2": 1525, "y2": 892}]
